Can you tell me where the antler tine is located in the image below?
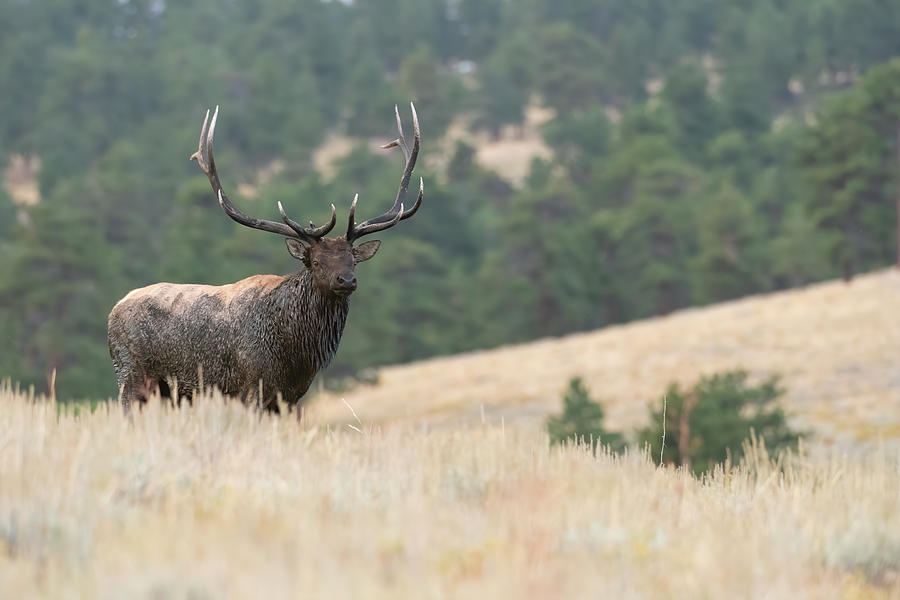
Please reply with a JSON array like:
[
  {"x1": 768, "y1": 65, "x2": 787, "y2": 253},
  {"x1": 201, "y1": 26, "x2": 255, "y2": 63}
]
[
  {"x1": 371, "y1": 177, "x2": 422, "y2": 225},
  {"x1": 278, "y1": 201, "x2": 337, "y2": 240},
  {"x1": 349, "y1": 103, "x2": 422, "y2": 240},
  {"x1": 394, "y1": 103, "x2": 405, "y2": 139},
  {"x1": 403, "y1": 177, "x2": 424, "y2": 220},
  {"x1": 346, "y1": 194, "x2": 359, "y2": 240},
  {"x1": 384, "y1": 102, "x2": 419, "y2": 217},
  {"x1": 349, "y1": 203, "x2": 403, "y2": 240},
  {"x1": 380, "y1": 104, "x2": 411, "y2": 162},
  {"x1": 306, "y1": 204, "x2": 337, "y2": 237},
  {"x1": 367, "y1": 176, "x2": 422, "y2": 224},
  {"x1": 191, "y1": 106, "x2": 307, "y2": 240},
  {"x1": 401, "y1": 103, "x2": 418, "y2": 175},
  {"x1": 203, "y1": 107, "x2": 226, "y2": 200},
  {"x1": 189, "y1": 108, "x2": 211, "y2": 171}
]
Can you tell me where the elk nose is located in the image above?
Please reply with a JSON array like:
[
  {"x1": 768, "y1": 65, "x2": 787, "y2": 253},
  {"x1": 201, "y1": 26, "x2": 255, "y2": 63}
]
[{"x1": 337, "y1": 274, "x2": 357, "y2": 290}]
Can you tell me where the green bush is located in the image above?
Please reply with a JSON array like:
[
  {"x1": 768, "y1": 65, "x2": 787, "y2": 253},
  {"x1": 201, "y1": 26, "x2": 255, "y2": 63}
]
[
  {"x1": 639, "y1": 371, "x2": 800, "y2": 474},
  {"x1": 546, "y1": 377, "x2": 625, "y2": 452}
]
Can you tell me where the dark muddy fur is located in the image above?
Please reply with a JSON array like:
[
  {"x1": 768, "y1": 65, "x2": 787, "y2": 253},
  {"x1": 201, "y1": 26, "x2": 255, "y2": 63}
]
[{"x1": 108, "y1": 268, "x2": 348, "y2": 412}]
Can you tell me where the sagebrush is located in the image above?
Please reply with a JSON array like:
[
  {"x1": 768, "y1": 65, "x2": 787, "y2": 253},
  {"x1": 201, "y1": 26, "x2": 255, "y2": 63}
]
[{"x1": 0, "y1": 384, "x2": 898, "y2": 599}]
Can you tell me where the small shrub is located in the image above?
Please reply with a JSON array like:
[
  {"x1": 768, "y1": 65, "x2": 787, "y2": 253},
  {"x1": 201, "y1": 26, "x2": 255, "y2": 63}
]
[
  {"x1": 546, "y1": 377, "x2": 625, "y2": 452},
  {"x1": 639, "y1": 371, "x2": 800, "y2": 474}
]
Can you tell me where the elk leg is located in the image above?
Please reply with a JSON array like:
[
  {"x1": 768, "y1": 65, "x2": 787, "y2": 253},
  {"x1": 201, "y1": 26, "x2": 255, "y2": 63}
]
[
  {"x1": 118, "y1": 374, "x2": 150, "y2": 414},
  {"x1": 258, "y1": 394, "x2": 280, "y2": 414},
  {"x1": 157, "y1": 378, "x2": 172, "y2": 406}
]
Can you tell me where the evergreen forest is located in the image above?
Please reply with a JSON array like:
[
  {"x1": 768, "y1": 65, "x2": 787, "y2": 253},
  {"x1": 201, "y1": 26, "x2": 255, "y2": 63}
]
[{"x1": 1, "y1": 0, "x2": 899, "y2": 399}]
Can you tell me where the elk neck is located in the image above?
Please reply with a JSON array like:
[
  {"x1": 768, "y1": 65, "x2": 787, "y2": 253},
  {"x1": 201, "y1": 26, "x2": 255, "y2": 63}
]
[{"x1": 266, "y1": 268, "x2": 350, "y2": 374}]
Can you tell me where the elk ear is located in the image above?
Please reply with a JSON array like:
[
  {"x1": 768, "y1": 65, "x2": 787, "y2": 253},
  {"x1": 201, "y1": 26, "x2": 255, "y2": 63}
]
[
  {"x1": 285, "y1": 238, "x2": 310, "y2": 265},
  {"x1": 353, "y1": 240, "x2": 381, "y2": 263}
]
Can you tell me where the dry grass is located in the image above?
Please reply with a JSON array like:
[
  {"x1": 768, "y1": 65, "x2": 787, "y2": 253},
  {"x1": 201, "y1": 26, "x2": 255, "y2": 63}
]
[
  {"x1": 314, "y1": 270, "x2": 900, "y2": 447},
  {"x1": 0, "y1": 385, "x2": 899, "y2": 598},
  {"x1": 312, "y1": 135, "x2": 356, "y2": 180},
  {"x1": 3, "y1": 154, "x2": 41, "y2": 206},
  {"x1": 437, "y1": 104, "x2": 554, "y2": 185}
]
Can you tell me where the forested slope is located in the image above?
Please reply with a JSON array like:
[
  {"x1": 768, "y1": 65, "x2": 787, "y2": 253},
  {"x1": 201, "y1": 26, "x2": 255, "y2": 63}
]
[{"x1": 1, "y1": 0, "x2": 899, "y2": 399}]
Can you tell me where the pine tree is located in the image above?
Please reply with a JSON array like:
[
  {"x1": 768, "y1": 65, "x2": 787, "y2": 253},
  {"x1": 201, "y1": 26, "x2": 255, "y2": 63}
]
[
  {"x1": 546, "y1": 377, "x2": 625, "y2": 452},
  {"x1": 343, "y1": 51, "x2": 397, "y2": 138},
  {"x1": 533, "y1": 22, "x2": 606, "y2": 115},
  {"x1": 660, "y1": 62, "x2": 720, "y2": 163},
  {"x1": 0, "y1": 179, "x2": 122, "y2": 399},
  {"x1": 794, "y1": 60, "x2": 900, "y2": 278},
  {"x1": 691, "y1": 183, "x2": 764, "y2": 304},
  {"x1": 596, "y1": 135, "x2": 698, "y2": 318},
  {"x1": 476, "y1": 33, "x2": 536, "y2": 137},
  {"x1": 639, "y1": 371, "x2": 800, "y2": 474}
]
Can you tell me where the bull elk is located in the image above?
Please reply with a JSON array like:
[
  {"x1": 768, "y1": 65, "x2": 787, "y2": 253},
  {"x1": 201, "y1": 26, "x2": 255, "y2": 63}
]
[{"x1": 107, "y1": 104, "x2": 423, "y2": 413}]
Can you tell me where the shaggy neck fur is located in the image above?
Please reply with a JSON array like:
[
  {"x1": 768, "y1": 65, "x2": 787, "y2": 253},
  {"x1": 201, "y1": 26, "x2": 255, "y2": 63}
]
[{"x1": 268, "y1": 269, "x2": 349, "y2": 377}]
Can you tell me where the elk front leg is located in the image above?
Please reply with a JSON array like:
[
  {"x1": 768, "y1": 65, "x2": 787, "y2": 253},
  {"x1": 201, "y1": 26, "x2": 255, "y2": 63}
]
[{"x1": 118, "y1": 374, "x2": 152, "y2": 414}]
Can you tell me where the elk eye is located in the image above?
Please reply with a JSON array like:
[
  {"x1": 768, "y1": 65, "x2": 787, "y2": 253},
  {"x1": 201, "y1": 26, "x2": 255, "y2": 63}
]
[{"x1": 312, "y1": 260, "x2": 319, "y2": 268}]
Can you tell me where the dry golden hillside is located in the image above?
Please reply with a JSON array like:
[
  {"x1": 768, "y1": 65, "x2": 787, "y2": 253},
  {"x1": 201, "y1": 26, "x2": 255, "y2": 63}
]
[
  {"x1": 1, "y1": 389, "x2": 898, "y2": 598},
  {"x1": 311, "y1": 269, "x2": 900, "y2": 446}
]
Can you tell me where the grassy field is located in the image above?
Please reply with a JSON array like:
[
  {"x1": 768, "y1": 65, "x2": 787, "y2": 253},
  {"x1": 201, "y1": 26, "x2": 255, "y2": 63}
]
[
  {"x1": 313, "y1": 269, "x2": 900, "y2": 447},
  {"x1": 1, "y1": 384, "x2": 899, "y2": 599},
  {"x1": 2, "y1": 271, "x2": 898, "y2": 596}
]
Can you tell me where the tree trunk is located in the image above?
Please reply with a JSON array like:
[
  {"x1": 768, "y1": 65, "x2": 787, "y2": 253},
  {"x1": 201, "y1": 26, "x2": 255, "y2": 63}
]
[
  {"x1": 842, "y1": 222, "x2": 855, "y2": 282},
  {"x1": 677, "y1": 392, "x2": 698, "y2": 471}
]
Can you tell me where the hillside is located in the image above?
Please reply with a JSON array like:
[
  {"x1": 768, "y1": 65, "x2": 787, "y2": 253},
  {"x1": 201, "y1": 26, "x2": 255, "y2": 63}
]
[
  {"x1": 311, "y1": 270, "x2": 900, "y2": 447},
  {"x1": 3, "y1": 391, "x2": 899, "y2": 598}
]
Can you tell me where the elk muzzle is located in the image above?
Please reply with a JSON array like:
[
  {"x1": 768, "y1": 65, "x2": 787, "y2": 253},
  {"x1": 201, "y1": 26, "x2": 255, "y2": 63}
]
[{"x1": 333, "y1": 272, "x2": 357, "y2": 296}]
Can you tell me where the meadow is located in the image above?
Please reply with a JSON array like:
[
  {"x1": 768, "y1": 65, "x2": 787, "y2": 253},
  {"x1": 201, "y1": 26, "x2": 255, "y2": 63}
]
[{"x1": 1, "y1": 384, "x2": 898, "y2": 599}]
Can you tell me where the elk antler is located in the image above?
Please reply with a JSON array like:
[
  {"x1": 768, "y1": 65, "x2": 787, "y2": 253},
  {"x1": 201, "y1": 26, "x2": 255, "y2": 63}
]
[
  {"x1": 345, "y1": 103, "x2": 424, "y2": 242},
  {"x1": 190, "y1": 106, "x2": 336, "y2": 244}
]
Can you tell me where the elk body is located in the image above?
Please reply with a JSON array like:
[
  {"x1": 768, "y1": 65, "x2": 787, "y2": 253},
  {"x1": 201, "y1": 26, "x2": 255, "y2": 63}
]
[{"x1": 107, "y1": 104, "x2": 423, "y2": 412}]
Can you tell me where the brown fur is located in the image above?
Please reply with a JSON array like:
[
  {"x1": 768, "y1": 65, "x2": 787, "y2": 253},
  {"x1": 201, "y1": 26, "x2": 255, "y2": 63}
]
[
  {"x1": 118, "y1": 275, "x2": 284, "y2": 312},
  {"x1": 108, "y1": 238, "x2": 381, "y2": 413}
]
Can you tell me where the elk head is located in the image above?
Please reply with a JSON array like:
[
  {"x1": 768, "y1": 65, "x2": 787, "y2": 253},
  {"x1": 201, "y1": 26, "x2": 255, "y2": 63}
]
[{"x1": 190, "y1": 104, "x2": 424, "y2": 297}]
